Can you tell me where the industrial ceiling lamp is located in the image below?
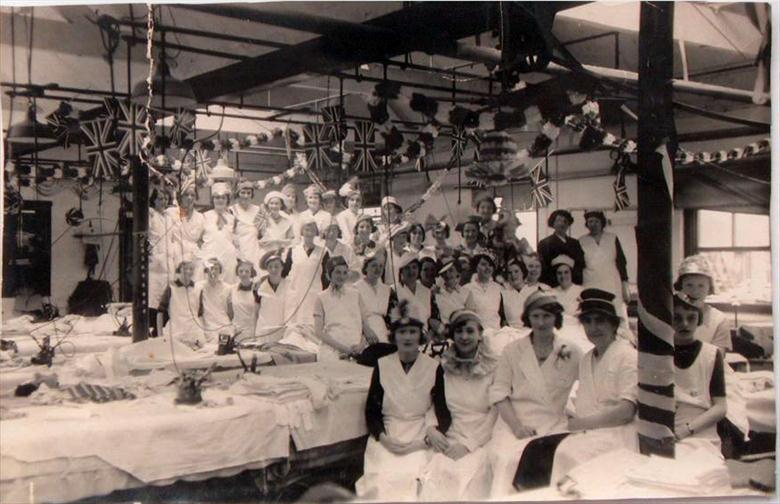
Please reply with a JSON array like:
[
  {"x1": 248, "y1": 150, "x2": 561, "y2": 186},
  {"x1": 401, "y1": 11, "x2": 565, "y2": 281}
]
[
  {"x1": 7, "y1": 100, "x2": 58, "y2": 146},
  {"x1": 131, "y1": 56, "x2": 197, "y2": 110},
  {"x1": 210, "y1": 156, "x2": 235, "y2": 181}
]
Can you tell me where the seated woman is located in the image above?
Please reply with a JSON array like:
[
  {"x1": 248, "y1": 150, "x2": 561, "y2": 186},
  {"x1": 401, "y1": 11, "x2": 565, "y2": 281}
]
[
  {"x1": 463, "y1": 252, "x2": 503, "y2": 333},
  {"x1": 454, "y1": 216, "x2": 487, "y2": 284},
  {"x1": 352, "y1": 214, "x2": 380, "y2": 270},
  {"x1": 419, "y1": 310, "x2": 498, "y2": 501},
  {"x1": 282, "y1": 218, "x2": 329, "y2": 328},
  {"x1": 314, "y1": 256, "x2": 364, "y2": 361},
  {"x1": 673, "y1": 292, "x2": 727, "y2": 451},
  {"x1": 435, "y1": 258, "x2": 467, "y2": 324},
  {"x1": 355, "y1": 248, "x2": 394, "y2": 345},
  {"x1": 419, "y1": 255, "x2": 439, "y2": 290},
  {"x1": 408, "y1": 223, "x2": 427, "y2": 255},
  {"x1": 427, "y1": 217, "x2": 454, "y2": 260},
  {"x1": 500, "y1": 256, "x2": 536, "y2": 330},
  {"x1": 322, "y1": 223, "x2": 359, "y2": 283},
  {"x1": 156, "y1": 258, "x2": 206, "y2": 349},
  {"x1": 393, "y1": 252, "x2": 439, "y2": 332},
  {"x1": 253, "y1": 250, "x2": 290, "y2": 344},
  {"x1": 258, "y1": 190, "x2": 294, "y2": 254},
  {"x1": 524, "y1": 253, "x2": 551, "y2": 291},
  {"x1": 227, "y1": 260, "x2": 260, "y2": 340},
  {"x1": 674, "y1": 255, "x2": 732, "y2": 351},
  {"x1": 550, "y1": 255, "x2": 584, "y2": 318},
  {"x1": 549, "y1": 288, "x2": 637, "y2": 485},
  {"x1": 356, "y1": 301, "x2": 452, "y2": 502},
  {"x1": 487, "y1": 291, "x2": 582, "y2": 498},
  {"x1": 198, "y1": 257, "x2": 232, "y2": 343}
]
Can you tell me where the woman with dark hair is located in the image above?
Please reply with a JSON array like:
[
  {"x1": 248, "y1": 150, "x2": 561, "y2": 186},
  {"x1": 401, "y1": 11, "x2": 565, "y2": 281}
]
[
  {"x1": 487, "y1": 291, "x2": 582, "y2": 498},
  {"x1": 463, "y1": 252, "x2": 503, "y2": 332},
  {"x1": 356, "y1": 301, "x2": 451, "y2": 501},
  {"x1": 537, "y1": 209, "x2": 585, "y2": 287},
  {"x1": 356, "y1": 248, "x2": 394, "y2": 344},
  {"x1": 393, "y1": 252, "x2": 439, "y2": 332},
  {"x1": 419, "y1": 310, "x2": 498, "y2": 501},
  {"x1": 336, "y1": 178, "x2": 363, "y2": 245},
  {"x1": 352, "y1": 214, "x2": 380, "y2": 271},
  {"x1": 408, "y1": 223, "x2": 427, "y2": 254},
  {"x1": 314, "y1": 256, "x2": 363, "y2": 361},
  {"x1": 232, "y1": 179, "x2": 263, "y2": 269},
  {"x1": 322, "y1": 223, "x2": 358, "y2": 283},
  {"x1": 473, "y1": 194, "x2": 498, "y2": 239},
  {"x1": 258, "y1": 190, "x2": 294, "y2": 255},
  {"x1": 550, "y1": 255, "x2": 584, "y2": 318},
  {"x1": 427, "y1": 217, "x2": 454, "y2": 260},
  {"x1": 435, "y1": 258, "x2": 467, "y2": 324},
  {"x1": 500, "y1": 257, "x2": 535, "y2": 330},
  {"x1": 578, "y1": 210, "x2": 630, "y2": 305},
  {"x1": 419, "y1": 255, "x2": 438, "y2": 290},
  {"x1": 148, "y1": 187, "x2": 175, "y2": 335},
  {"x1": 253, "y1": 251, "x2": 290, "y2": 344}
]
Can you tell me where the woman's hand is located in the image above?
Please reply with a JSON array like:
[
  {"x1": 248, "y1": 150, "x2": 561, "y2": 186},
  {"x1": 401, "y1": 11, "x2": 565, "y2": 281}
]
[
  {"x1": 379, "y1": 433, "x2": 410, "y2": 454},
  {"x1": 425, "y1": 426, "x2": 450, "y2": 452},
  {"x1": 621, "y1": 282, "x2": 632, "y2": 304},
  {"x1": 364, "y1": 327, "x2": 380, "y2": 346},
  {"x1": 509, "y1": 420, "x2": 536, "y2": 439},
  {"x1": 444, "y1": 443, "x2": 469, "y2": 461}
]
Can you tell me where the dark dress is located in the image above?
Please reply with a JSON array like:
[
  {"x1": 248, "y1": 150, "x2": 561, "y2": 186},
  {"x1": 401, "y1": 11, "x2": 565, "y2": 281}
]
[{"x1": 537, "y1": 233, "x2": 585, "y2": 287}]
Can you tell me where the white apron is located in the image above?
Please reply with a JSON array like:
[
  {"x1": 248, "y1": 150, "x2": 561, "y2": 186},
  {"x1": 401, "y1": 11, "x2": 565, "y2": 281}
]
[
  {"x1": 231, "y1": 203, "x2": 263, "y2": 268},
  {"x1": 254, "y1": 277, "x2": 289, "y2": 343},
  {"x1": 675, "y1": 342, "x2": 721, "y2": 447},
  {"x1": 230, "y1": 284, "x2": 258, "y2": 340},
  {"x1": 500, "y1": 285, "x2": 535, "y2": 330},
  {"x1": 316, "y1": 286, "x2": 363, "y2": 361},
  {"x1": 356, "y1": 278, "x2": 392, "y2": 343},
  {"x1": 166, "y1": 207, "x2": 205, "y2": 282},
  {"x1": 464, "y1": 280, "x2": 503, "y2": 331},
  {"x1": 336, "y1": 209, "x2": 361, "y2": 245},
  {"x1": 579, "y1": 232, "x2": 623, "y2": 296},
  {"x1": 259, "y1": 213, "x2": 294, "y2": 255},
  {"x1": 436, "y1": 288, "x2": 468, "y2": 324},
  {"x1": 420, "y1": 371, "x2": 497, "y2": 501},
  {"x1": 696, "y1": 305, "x2": 733, "y2": 351},
  {"x1": 356, "y1": 353, "x2": 438, "y2": 502},
  {"x1": 295, "y1": 208, "x2": 335, "y2": 244},
  {"x1": 395, "y1": 281, "x2": 433, "y2": 330},
  {"x1": 487, "y1": 335, "x2": 582, "y2": 498},
  {"x1": 285, "y1": 244, "x2": 326, "y2": 327},
  {"x1": 162, "y1": 281, "x2": 205, "y2": 347},
  {"x1": 199, "y1": 209, "x2": 238, "y2": 284},
  {"x1": 198, "y1": 280, "x2": 232, "y2": 340}
]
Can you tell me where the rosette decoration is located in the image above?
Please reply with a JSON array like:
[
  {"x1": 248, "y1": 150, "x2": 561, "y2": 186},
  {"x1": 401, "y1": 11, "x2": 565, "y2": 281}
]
[{"x1": 466, "y1": 130, "x2": 529, "y2": 186}]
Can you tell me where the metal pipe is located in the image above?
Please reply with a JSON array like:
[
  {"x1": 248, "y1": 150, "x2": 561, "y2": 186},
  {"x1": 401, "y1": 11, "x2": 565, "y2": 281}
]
[
  {"x1": 333, "y1": 71, "x2": 493, "y2": 99},
  {"x1": 2, "y1": 82, "x2": 129, "y2": 98},
  {"x1": 121, "y1": 35, "x2": 248, "y2": 61}
]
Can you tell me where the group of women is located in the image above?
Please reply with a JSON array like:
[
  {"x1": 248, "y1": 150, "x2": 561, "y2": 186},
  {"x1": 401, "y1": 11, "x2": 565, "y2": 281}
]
[{"x1": 147, "y1": 177, "x2": 736, "y2": 499}]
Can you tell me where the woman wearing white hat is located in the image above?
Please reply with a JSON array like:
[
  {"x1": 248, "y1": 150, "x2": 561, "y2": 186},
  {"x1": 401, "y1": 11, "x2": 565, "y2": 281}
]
[
  {"x1": 487, "y1": 291, "x2": 583, "y2": 498},
  {"x1": 258, "y1": 190, "x2": 294, "y2": 254},
  {"x1": 230, "y1": 179, "x2": 264, "y2": 269},
  {"x1": 376, "y1": 195, "x2": 405, "y2": 245},
  {"x1": 282, "y1": 218, "x2": 330, "y2": 328},
  {"x1": 148, "y1": 187, "x2": 176, "y2": 336},
  {"x1": 295, "y1": 184, "x2": 335, "y2": 244},
  {"x1": 550, "y1": 254, "x2": 584, "y2": 318},
  {"x1": 253, "y1": 250, "x2": 290, "y2": 344},
  {"x1": 336, "y1": 177, "x2": 363, "y2": 245},
  {"x1": 167, "y1": 181, "x2": 205, "y2": 282},
  {"x1": 419, "y1": 309, "x2": 498, "y2": 501},
  {"x1": 393, "y1": 251, "x2": 439, "y2": 332},
  {"x1": 199, "y1": 182, "x2": 239, "y2": 284}
]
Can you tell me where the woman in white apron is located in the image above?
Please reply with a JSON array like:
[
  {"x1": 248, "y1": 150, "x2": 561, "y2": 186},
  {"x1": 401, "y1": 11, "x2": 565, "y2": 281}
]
[
  {"x1": 420, "y1": 310, "x2": 498, "y2": 501},
  {"x1": 295, "y1": 184, "x2": 334, "y2": 243},
  {"x1": 336, "y1": 178, "x2": 362, "y2": 245},
  {"x1": 550, "y1": 288, "x2": 638, "y2": 486},
  {"x1": 258, "y1": 191, "x2": 294, "y2": 256},
  {"x1": 199, "y1": 182, "x2": 239, "y2": 284},
  {"x1": 156, "y1": 260, "x2": 205, "y2": 349},
  {"x1": 198, "y1": 257, "x2": 232, "y2": 342},
  {"x1": 167, "y1": 182, "x2": 205, "y2": 283},
  {"x1": 314, "y1": 256, "x2": 364, "y2": 360},
  {"x1": 355, "y1": 249, "x2": 393, "y2": 344},
  {"x1": 487, "y1": 291, "x2": 582, "y2": 499},
  {"x1": 384, "y1": 222, "x2": 411, "y2": 287},
  {"x1": 579, "y1": 210, "x2": 630, "y2": 320},
  {"x1": 672, "y1": 292, "x2": 728, "y2": 451},
  {"x1": 148, "y1": 187, "x2": 176, "y2": 336},
  {"x1": 435, "y1": 259, "x2": 467, "y2": 324},
  {"x1": 393, "y1": 252, "x2": 438, "y2": 332},
  {"x1": 352, "y1": 214, "x2": 380, "y2": 274},
  {"x1": 227, "y1": 260, "x2": 260, "y2": 340},
  {"x1": 282, "y1": 218, "x2": 329, "y2": 328},
  {"x1": 463, "y1": 253, "x2": 502, "y2": 333},
  {"x1": 322, "y1": 223, "x2": 359, "y2": 283},
  {"x1": 500, "y1": 257, "x2": 535, "y2": 330},
  {"x1": 231, "y1": 180, "x2": 263, "y2": 269},
  {"x1": 254, "y1": 251, "x2": 290, "y2": 344},
  {"x1": 356, "y1": 304, "x2": 451, "y2": 502},
  {"x1": 280, "y1": 183, "x2": 300, "y2": 239},
  {"x1": 524, "y1": 253, "x2": 551, "y2": 292}
]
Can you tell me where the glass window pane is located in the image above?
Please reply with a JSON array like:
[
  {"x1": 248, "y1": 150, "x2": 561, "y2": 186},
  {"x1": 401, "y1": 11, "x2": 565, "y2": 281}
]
[
  {"x1": 698, "y1": 210, "x2": 732, "y2": 248},
  {"x1": 698, "y1": 250, "x2": 772, "y2": 304},
  {"x1": 734, "y1": 213, "x2": 770, "y2": 247}
]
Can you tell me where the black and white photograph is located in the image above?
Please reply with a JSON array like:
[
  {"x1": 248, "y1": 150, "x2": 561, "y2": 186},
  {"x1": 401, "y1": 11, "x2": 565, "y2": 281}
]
[{"x1": 0, "y1": 1, "x2": 777, "y2": 502}]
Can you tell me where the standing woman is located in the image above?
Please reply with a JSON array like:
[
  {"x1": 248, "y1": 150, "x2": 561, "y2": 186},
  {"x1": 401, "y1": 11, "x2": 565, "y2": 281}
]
[
  {"x1": 427, "y1": 218, "x2": 454, "y2": 260},
  {"x1": 231, "y1": 179, "x2": 264, "y2": 269},
  {"x1": 473, "y1": 194, "x2": 498, "y2": 241},
  {"x1": 198, "y1": 258, "x2": 232, "y2": 342},
  {"x1": 356, "y1": 248, "x2": 394, "y2": 345},
  {"x1": 227, "y1": 260, "x2": 260, "y2": 340},
  {"x1": 254, "y1": 251, "x2": 290, "y2": 344},
  {"x1": 167, "y1": 181, "x2": 205, "y2": 282},
  {"x1": 296, "y1": 184, "x2": 334, "y2": 242},
  {"x1": 336, "y1": 178, "x2": 363, "y2": 245},
  {"x1": 356, "y1": 301, "x2": 452, "y2": 502},
  {"x1": 258, "y1": 190, "x2": 294, "y2": 253},
  {"x1": 487, "y1": 291, "x2": 582, "y2": 498},
  {"x1": 282, "y1": 218, "x2": 330, "y2": 327},
  {"x1": 199, "y1": 182, "x2": 239, "y2": 284},
  {"x1": 148, "y1": 187, "x2": 175, "y2": 336},
  {"x1": 385, "y1": 223, "x2": 411, "y2": 287},
  {"x1": 376, "y1": 196, "x2": 405, "y2": 245},
  {"x1": 419, "y1": 310, "x2": 498, "y2": 501},
  {"x1": 463, "y1": 252, "x2": 503, "y2": 333},
  {"x1": 500, "y1": 257, "x2": 535, "y2": 330},
  {"x1": 578, "y1": 210, "x2": 630, "y2": 306},
  {"x1": 419, "y1": 255, "x2": 439, "y2": 290},
  {"x1": 674, "y1": 254, "x2": 732, "y2": 351},
  {"x1": 322, "y1": 223, "x2": 359, "y2": 283},
  {"x1": 455, "y1": 216, "x2": 487, "y2": 284},
  {"x1": 537, "y1": 209, "x2": 585, "y2": 287},
  {"x1": 352, "y1": 214, "x2": 379, "y2": 270},
  {"x1": 280, "y1": 183, "x2": 300, "y2": 236}
]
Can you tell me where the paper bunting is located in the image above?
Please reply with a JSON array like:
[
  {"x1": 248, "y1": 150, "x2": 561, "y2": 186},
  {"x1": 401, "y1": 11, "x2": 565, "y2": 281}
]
[
  {"x1": 529, "y1": 162, "x2": 553, "y2": 209},
  {"x1": 301, "y1": 123, "x2": 335, "y2": 172},
  {"x1": 81, "y1": 118, "x2": 120, "y2": 179},
  {"x1": 321, "y1": 105, "x2": 347, "y2": 143},
  {"x1": 352, "y1": 120, "x2": 379, "y2": 172},
  {"x1": 115, "y1": 101, "x2": 147, "y2": 157}
]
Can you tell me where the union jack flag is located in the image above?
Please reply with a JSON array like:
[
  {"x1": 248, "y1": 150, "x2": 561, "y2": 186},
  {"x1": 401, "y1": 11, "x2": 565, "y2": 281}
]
[
  {"x1": 169, "y1": 109, "x2": 195, "y2": 146},
  {"x1": 191, "y1": 149, "x2": 212, "y2": 182},
  {"x1": 103, "y1": 97, "x2": 120, "y2": 123},
  {"x1": 529, "y1": 162, "x2": 553, "y2": 209},
  {"x1": 116, "y1": 100, "x2": 147, "y2": 157},
  {"x1": 46, "y1": 111, "x2": 76, "y2": 149},
  {"x1": 450, "y1": 126, "x2": 467, "y2": 161},
  {"x1": 301, "y1": 124, "x2": 335, "y2": 172},
  {"x1": 352, "y1": 120, "x2": 379, "y2": 173},
  {"x1": 81, "y1": 118, "x2": 120, "y2": 180},
  {"x1": 613, "y1": 165, "x2": 630, "y2": 211},
  {"x1": 321, "y1": 105, "x2": 347, "y2": 143}
]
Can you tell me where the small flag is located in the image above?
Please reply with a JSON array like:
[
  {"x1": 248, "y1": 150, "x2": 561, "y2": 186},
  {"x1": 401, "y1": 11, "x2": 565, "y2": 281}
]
[
  {"x1": 450, "y1": 126, "x2": 467, "y2": 161},
  {"x1": 301, "y1": 124, "x2": 336, "y2": 172},
  {"x1": 321, "y1": 105, "x2": 347, "y2": 143},
  {"x1": 352, "y1": 120, "x2": 379, "y2": 172},
  {"x1": 81, "y1": 118, "x2": 120, "y2": 179},
  {"x1": 115, "y1": 100, "x2": 147, "y2": 157},
  {"x1": 613, "y1": 165, "x2": 630, "y2": 211},
  {"x1": 529, "y1": 162, "x2": 553, "y2": 209}
]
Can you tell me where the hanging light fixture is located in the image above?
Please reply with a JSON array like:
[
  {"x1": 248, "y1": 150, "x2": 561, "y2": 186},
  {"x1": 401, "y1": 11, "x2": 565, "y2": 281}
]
[
  {"x1": 210, "y1": 156, "x2": 235, "y2": 180},
  {"x1": 131, "y1": 56, "x2": 197, "y2": 110},
  {"x1": 7, "y1": 100, "x2": 58, "y2": 146}
]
